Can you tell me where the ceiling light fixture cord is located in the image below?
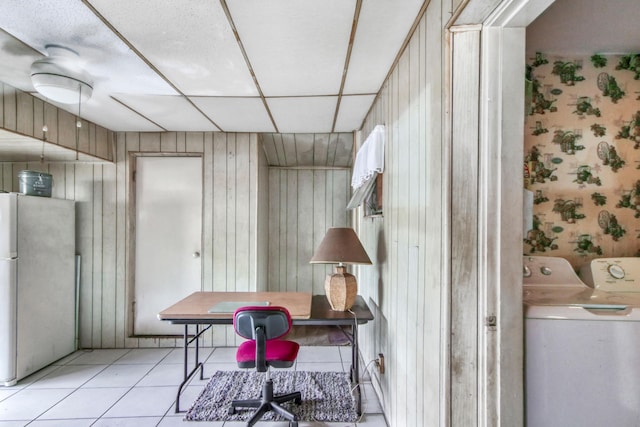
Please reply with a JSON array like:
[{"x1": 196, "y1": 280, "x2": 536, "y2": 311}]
[
  {"x1": 76, "y1": 85, "x2": 81, "y2": 161},
  {"x1": 41, "y1": 125, "x2": 48, "y2": 163}
]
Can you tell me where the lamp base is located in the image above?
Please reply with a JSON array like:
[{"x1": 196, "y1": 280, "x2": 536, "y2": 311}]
[{"x1": 324, "y1": 266, "x2": 357, "y2": 311}]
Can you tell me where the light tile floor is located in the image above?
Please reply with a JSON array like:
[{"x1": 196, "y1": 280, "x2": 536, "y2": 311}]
[{"x1": 0, "y1": 346, "x2": 387, "y2": 427}]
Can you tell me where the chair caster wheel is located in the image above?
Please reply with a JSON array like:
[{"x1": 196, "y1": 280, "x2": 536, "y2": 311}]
[{"x1": 228, "y1": 407, "x2": 236, "y2": 415}]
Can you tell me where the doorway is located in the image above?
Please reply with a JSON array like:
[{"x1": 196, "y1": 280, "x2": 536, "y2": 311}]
[
  {"x1": 472, "y1": 0, "x2": 557, "y2": 424},
  {"x1": 131, "y1": 155, "x2": 203, "y2": 336}
]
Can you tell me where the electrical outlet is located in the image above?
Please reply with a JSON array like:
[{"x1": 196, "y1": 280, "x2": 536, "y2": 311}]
[{"x1": 376, "y1": 353, "x2": 385, "y2": 374}]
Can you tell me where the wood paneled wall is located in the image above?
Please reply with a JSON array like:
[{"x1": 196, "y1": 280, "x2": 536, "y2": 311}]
[
  {"x1": 1, "y1": 130, "x2": 266, "y2": 349},
  {"x1": 267, "y1": 168, "x2": 351, "y2": 294},
  {"x1": 261, "y1": 133, "x2": 354, "y2": 167},
  {"x1": 256, "y1": 136, "x2": 270, "y2": 293},
  {"x1": 121, "y1": 132, "x2": 266, "y2": 348},
  {"x1": 1, "y1": 83, "x2": 114, "y2": 162},
  {"x1": 0, "y1": 81, "x2": 350, "y2": 349},
  {"x1": 356, "y1": 1, "x2": 450, "y2": 426}
]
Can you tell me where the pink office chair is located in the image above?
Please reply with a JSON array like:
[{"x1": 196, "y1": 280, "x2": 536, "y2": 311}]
[{"x1": 229, "y1": 306, "x2": 302, "y2": 427}]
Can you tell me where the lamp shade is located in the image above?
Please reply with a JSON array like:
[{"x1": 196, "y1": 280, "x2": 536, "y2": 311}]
[{"x1": 310, "y1": 227, "x2": 372, "y2": 265}]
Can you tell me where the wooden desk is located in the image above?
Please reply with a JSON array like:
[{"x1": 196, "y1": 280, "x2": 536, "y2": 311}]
[
  {"x1": 158, "y1": 291, "x2": 313, "y2": 320},
  {"x1": 158, "y1": 292, "x2": 374, "y2": 414}
]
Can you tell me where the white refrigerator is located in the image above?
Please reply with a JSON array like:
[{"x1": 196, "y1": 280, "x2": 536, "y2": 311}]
[{"x1": 0, "y1": 193, "x2": 76, "y2": 386}]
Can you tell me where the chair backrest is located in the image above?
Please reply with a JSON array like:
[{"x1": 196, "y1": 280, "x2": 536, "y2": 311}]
[
  {"x1": 233, "y1": 306, "x2": 292, "y2": 341},
  {"x1": 234, "y1": 306, "x2": 295, "y2": 372}
]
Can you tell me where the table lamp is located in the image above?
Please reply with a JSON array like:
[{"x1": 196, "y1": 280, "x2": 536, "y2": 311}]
[{"x1": 310, "y1": 227, "x2": 372, "y2": 311}]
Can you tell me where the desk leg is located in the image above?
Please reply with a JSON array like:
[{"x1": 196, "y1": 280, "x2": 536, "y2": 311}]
[
  {"x1": 351, "y1": 321, "x2": 362, "y2": 416},
  {"x1": 175, "y1": 324, "x2": 205, "y2": 413}
]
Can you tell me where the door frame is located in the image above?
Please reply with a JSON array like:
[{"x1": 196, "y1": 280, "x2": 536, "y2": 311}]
[
  {"x1": 480, "y1": 2, "x2": 558, "y2": 425},
  {"x1": 126, "y1": 151, "x2": 204, "y2": 338},
  {"x1": 451, "y1": 0, "x2": 557, "y2": 425},
  {"x1": 447, "y1": 0, "x2": 555, "y2": 426}
]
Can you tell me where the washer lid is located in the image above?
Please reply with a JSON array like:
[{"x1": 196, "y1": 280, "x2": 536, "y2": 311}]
[
  {"x1": 525, "y1": 303, "x2": 640, "y2": 320},
  {"x1": 524, "y1": 286, "x2": 640, "y2": 305},
  {"x1": 524, "y1": 286, "x2": 594, "y2": 306},
  {"x1": 589, "y1": 289, "x2": 640, "y2": 307}
]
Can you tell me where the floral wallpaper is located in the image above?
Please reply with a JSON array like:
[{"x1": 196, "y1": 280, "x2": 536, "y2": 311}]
[{"x1": 524, "y1": 53, "x2": 640, "y2": 267}]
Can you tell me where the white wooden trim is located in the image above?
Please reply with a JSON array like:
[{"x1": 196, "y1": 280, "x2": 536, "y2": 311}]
[
  {"x1": 483, "y1": 0, "x2": 554, "y2": 27},
  {"x1": 478, "y1": 24, "x2": 527, "y2": 427},
  {"x1": 448, "y1": 24, "x2": 482, "y2": 32},
  {"x1": 476, "y1": 0, "x2": 557, "y2": 425},
  {"x1": 126, "y1": 151, "x2": 204, "y2": 338},
  {"x1": 450, "y1": 26, "x2": 481, "y2": 427}
]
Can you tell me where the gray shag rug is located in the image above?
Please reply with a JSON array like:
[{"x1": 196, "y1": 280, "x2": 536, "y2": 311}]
[{"x1": 185, "y1": 370, "x2": 358, "y2": 422}]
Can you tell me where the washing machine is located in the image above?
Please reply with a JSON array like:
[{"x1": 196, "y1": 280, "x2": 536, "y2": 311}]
[{"x1": 523, "y1": 256, "x2": 640, "y2": 427}]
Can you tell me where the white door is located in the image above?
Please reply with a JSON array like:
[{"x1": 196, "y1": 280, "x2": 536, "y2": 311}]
[{"x1": 133, "y1": 156, "x2": 202, "y2": 335}]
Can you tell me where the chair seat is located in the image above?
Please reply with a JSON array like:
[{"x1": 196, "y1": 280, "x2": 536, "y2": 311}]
[{"x1": 237, "y1": 339, "x2": 299, "y2": 369}]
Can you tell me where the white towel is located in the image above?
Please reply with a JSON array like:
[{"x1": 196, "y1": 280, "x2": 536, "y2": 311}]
[{"x1": 351, "y1": 125, "x2": 385, "y2": 189}]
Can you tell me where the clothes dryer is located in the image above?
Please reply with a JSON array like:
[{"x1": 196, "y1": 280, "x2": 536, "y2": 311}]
[{"x1": 523, "y1": 256, "x2": 640, "y2": 427}]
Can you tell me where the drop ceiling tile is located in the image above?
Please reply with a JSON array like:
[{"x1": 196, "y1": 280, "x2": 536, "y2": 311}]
[
  {"x1": 0, "y1": 0, "x2": 176, "y2": 96},
  {"x1": 77, "y1": 97, "x2": 165, "y2": 132},
  {"x1": 189, "y1": 97, "x2": 275, "y2": 132},
  {"x1": 334, "y1": 94, "x2": 376, "y2": 132},
  {"x1": 87, "y1": 0, "x2": 258, "y2": 97},
  {"x1": 0, "y1": 0, "x2": 428, "y2": 134},
  {"x1": 227, "y1": 0, "x2": 356, "y2": 96},
  {"x1": 0, "y1": 30, "x2": 43, "y2": 92},
  {"x1": 266, "y1": 97, "x2": 337, "y2": 133},
  {"x1": 23, "y1": 91, "x2": 164, "y2": 132},
  {"x1": 114, "y1": 95, "x2": 219, "y2": 131},
  {"x1": 0, "y1": 12, "x2": 175, "y2": 131},
  {"x1": 343, "y1": 0, "x2": 423, "y2": 94}
]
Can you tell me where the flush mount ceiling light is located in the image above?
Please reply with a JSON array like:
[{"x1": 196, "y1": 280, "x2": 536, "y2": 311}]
[{"x1": 30, "y1": 44, "x2": 93, "y2": 104}]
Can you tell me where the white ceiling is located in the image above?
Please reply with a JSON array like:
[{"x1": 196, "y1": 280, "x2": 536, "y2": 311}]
[{"x1": 0, "y1": 0, "x2": 425, "y2": 134}]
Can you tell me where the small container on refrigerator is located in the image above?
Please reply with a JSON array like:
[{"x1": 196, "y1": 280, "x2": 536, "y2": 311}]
[{"x1": 17, "y1": 170, "x2": 52, "y2": 197}]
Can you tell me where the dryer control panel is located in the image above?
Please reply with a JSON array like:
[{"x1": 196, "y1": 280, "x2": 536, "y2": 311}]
[{"x1": 579, "y1": 258, "x2": 640, "y2": 292}]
